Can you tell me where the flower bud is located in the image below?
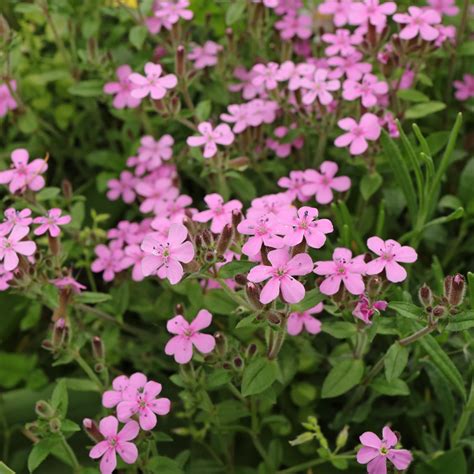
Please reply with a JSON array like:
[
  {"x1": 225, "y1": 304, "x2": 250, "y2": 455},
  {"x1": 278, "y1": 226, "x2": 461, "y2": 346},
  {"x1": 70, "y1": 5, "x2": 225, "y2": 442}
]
[
  {"x1": 48, "y1": 234, "x2": 60, "y2": 256},
  {"x1": 449, "y1": 274, "x2": 465, "y2": 306},
  {"x1": 246, "y1": 343, "x2": 257, "y2": 358},
  {"x1": 83, "y1": 418, "x2": 103, "y2": 442},
  {"x1": 217, "y1": 224, "x2": 233, "y2": 256},
  {"x1": 222, "y1": 362, "x2": 232, "y2": 370},
  {"x1": 94, "y1": 362, "x2": 105, "y2": 373},
  {"x1": 175, "y1": 45, "x2": 186, "y2": 77},
  {"x1": 52, "y1": 318, "x2": 68, "y2": 348},
  {"x1": 432, "y1": 305, "x2": 445, "y2": 318},
  {"x1": 92, "y1": 336, "x2": 105, "y2": 360},
  {"x1": 336, "y1": 425, "x2": 349, "y2": 450},
  {"x1": 246, "y1": 283, "x2": 263, "y2": 309},
  {"x1": 175, "y1": 303, "x2": 184, "y2": 315},
  {"x1": 49, "y1": 418, "x2": 61, "y2": 433},
  {"x1": 444, "y1": 275, "x2": 453, "y2": 299},
  {"x1": 367, "y1": 275, "x2": 383, "y2": 297},
  {"x1": 233, "y1": 356, "x2": 243, "y2": 370},
  {"x1": 232, "y1": 210, "x2": 242, "y2": 229},
  {"x1": 61, "y1": 179, "x2": 73, "y2": 200},
  {"x1": 204, "y1": 250, "x2": 216, "y2": 263},
  {"x1": 418, "y1": 284, "x2": 433, "y2": 307},
  {"x1": 234, "y1": 273, "x2": 247, "y2": 286},
  {"x1": 35, "y1": 400, "x2": 54, "y2": 419},
  {"x1": 202, "y1": 229, "x2": 213, "y2": 247},
  {"x1": 260, "y1": 245, "x2": 270, "y2": 266},
  {"x1": 228, "y1": 156, "x2": 249, "y2": 170},
  {"x1": 267, "y1": 312, "x2": 281, "y2": 325},
  {"x1": 41, "y1": 340, "x2": 54, "y2": 351},
  {"x1": 214, "y1": 331, "x2": 227, "y2": 355}
]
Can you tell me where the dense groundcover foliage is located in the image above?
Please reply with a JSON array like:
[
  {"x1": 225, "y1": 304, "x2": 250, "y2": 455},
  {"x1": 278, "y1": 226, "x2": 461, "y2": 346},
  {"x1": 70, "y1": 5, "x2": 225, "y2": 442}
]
[{"x1": 0, "y1": 0, "x2": 474, "y2": 472}]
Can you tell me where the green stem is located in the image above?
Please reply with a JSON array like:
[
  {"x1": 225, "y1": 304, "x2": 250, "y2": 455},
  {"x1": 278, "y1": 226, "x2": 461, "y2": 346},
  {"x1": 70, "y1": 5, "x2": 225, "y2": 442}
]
[
  {"x1": 60, "y1": 434, "x2": 81, "y2": 471},
  {"x1": 73, "y1": 352, "x2": 103, "y2": 391}
]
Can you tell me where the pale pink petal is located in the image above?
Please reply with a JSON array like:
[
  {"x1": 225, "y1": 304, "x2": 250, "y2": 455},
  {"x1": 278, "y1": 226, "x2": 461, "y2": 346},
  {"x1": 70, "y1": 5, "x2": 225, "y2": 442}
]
[
  {"x1": 167, "y1": 315, "x2": 190, "y2": 334},
  {"x1": 141, "y1": 255, "x2": 163, "y2": 276},
  {"x1": 150, "y1": 398, "x2": 171, "y2": 415},
  {"x1": 100, "y1": 448, "x2": 117, "y2": 474},
  {"x1": 357, "y1": 447, "x2": 380, "y2": 464},
  {"x1": 89, "y1": 441, "x2": 109, "y2": 459},
  {"x1": 260, "y1": 277, "x2": 281, "y2": 304},
  {"x1": 99, "y1": 416, "x2": 118, "y2": 437},
  {"x1": 367, "y1": 236, "x2": 385, "y2": 255},
  {"x1": 118, "y1": 441, "x2": 138, "y2": 464},
  {"x1": 102, "y1": 390, "x2": 123, "y2": 408},
  {"x1": 394, "y1": 246, "x2": 417, "y2": 263},
  {"x1": 267, "y1": 248, "x2": 291, "y2": 267},
  {"x1": 367, "y1": 455, "x2": 387, "y2": 474},
  {"x1": 190, "y1": 309, "x2": 212, "y2": 331},
  {"x1": 191, "y1": 333, "x2": 216, "y2": 354},
  {"x1": 387, "y1": 449, "x2": 412, "y2": 470},
  {"x1": 287, "y1": 313, "x2": 304, "y2": 335},
  {"x1": 286, "y1": 253, "x2": 313, "y2": 276},
  {"x1": 382, "y1": 426, "x2": 398, "y2": 448},
  {"x1": 360, "y1": 431, "x2": 383, "y2": 449},
  {"x1": 247, "y1": 264, "x2": 273, "y2": 283},
  {"x1": 280, "y1": 277, "x2": 305, "y2": 303},
  {"x1": 118, "y1": 420, "x2": 140, "y2": 441},
  {"x1": 385, "y1": 261, "x2": 407, "y2": 283},
  {"x1": 138, "y1": 407, "x2": 157, "y2": 430}
]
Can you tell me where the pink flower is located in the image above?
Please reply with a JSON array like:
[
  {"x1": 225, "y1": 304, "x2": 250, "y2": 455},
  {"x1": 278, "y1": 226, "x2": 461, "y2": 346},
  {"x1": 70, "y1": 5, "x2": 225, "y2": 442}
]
[
  {"x1": 141, "y1": 223, "x2": 194, "y2": 284},
  {"x1": 136, "y1": 178, "x2": 176, "y2": 215},
  {"x1": 138, "y1": 135, "x2": 174, "y2": 170},
  {"x1": 318, "y1": 0, "x2": 356, "y2": 27},
  {"x1": 322, "y1": 29, "x2": 362, "y2": 57},
  {"x1": 161, "y1": 193, "x2": 193, "y2": 223},
  {"x1": 328, "y1": 53, "x2": 372, "y2": 81},
  {"x1": 357, "y1": 426, "x2": 413, "y2": 474},
  {"x1": 89, "y1": 416, "x2": 139, "y2": 474},
  {"x1": 103, "y1": 65, "x2": 141, "y2": 109},
  {"x1": 0, "y1": 81, "x2": 18, "y2": 117},
  {"x1": 192, "y1": 193, "x2": 242, "y2": 233},
  {"x1": 434, "y1": 24, "x2": 456, "y2": 47},
  {"x1": 121, "y1": 245, "x2": 146, "y2": 281},
  {"x1": 0, "y1": 208, "x2": 32, "y2": 236},
  {"x1": 229, "y1": 67, "x2": 266, "y2": 100},
  {"x1": 343, "y1": 73, "x2": 389, "y2": 108},
  {"x1": 393, "y1": 7, "x2": 441, "y2": 41},
  {"x1": 187, "y1": 122, "x2": 235, "y2": 159},
  {"x1": 287, "y1": 303, "x2": 323, "y2": 336},
  {"x1": 301, "y1": 161, "x2": 351, "y2": 204},
  {"x1": 220, "y1": 103, "x2": 259, "y2": 133},
  {"x1": 51, "y1": 275, "x2": 86, "y2": 294},
  {"x1": 353, "y1": 295, "x2": 387, "y2": 324},
  {"x1": 300, "y1": 69, "x2": 340, "y2": 105},
  {"x1": 129, "y1": 63, "x2": 177, "y2": 100},
  {"x1": 237, "y1": 215, "x2": 285, "y2": 256},
  {"x1": 0, "y1": 226, "x2": 36, "y2": 271},
  {"x1": 91, "y1": 244, "x2": 124, "y2": 282},
  {"x1": 188, "y1": 41, "x2": 222, "y2": 70},
  {"x1": 107, "y1": 171, "x2": 137, "y2": 204},
  {"x1": 314, "y1": 248, "x2": 366, "y2": 295},
  {"x1": 251, "y1": 62, "x2": 281, "y2": 91},
  {"x1": 107, "y1": 221, "x2": 142, "y2": 246},
  {"x1": 454, "y1": 74, "x2": 474, "y2": 101},
  {"x1": 247, "y1": 248, "x2": 313, "y2": 304},
  {"x1": 165, "y1": 310, "x2": 216, "y2": 364},
  {"x1": 278, "y1": 171, "x2": 309, "y2": 202},
  {"x1": 33, "y1": 209, "x2": 71, "y2": 237},
  {"x1": 117, "y1": 373, "x2": 171, "y2": 430},
  {"x1": 266, "y1": 125, "x2": 304, "y2": 158},
  {"x1": 0, "y1": 264, "x2": 14, "y2": 291},
  {"x1": 102, "y1": 375, "x2": 131, "y2": 408},
  {"x1": 0, "y1": 148, "x2": 48, "y2": 194},
  {"x1": 154, "y1": 0, "x2": 193, "y2": 26},
  {"x1": 379, "y1": 112, "x2": 399, "y2": 138},
  {"x1": 335, "y1": 113, "x2": 381, "y2": 155},
  {"x1": 351, "y1": 0, "x2": 397, "y2": 28},
  {"x1": 283, "y1": 206, "x2": 333, "y2": 249},
  {"x1": 427, "y1": 0, "x2": 459, "y2": 16},
  {"x1": 366, "y1": 236, "x2": 417, "y2": 283},
  {"x1": 275, "y1": 14, "x2": 312, "y2": 40}
]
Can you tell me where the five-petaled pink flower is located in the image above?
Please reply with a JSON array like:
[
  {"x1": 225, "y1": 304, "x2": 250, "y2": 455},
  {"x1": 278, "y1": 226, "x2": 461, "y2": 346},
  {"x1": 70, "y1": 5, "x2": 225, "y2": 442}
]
[
  {"x1": 91, "y1": 244, "x2": 124, "y2": 282},
  {"x1": 300, "y1": 69, "x2": 340, "y2": 106},
  {"x1": 237, "y1": 214, "x2": 285, "y2": 257},
  {"x1": 351, "y1": 0, "x2": 397, "y2": 28},
  {"x1": 287, "y1": 302, "x2": 323, "y2": 336},
  {"x1": 187, "y1": 122, "x2": 235, "y2": 158},
  {"x1": 117, "y1": 373, "x2": 171, "y2": 430},
  {"x1": 0, "y1": 208, "x2": 32, "y2": 236},
  {"x1": 302, "y1": 161, "x2": 351, "y2": 204},
  {"x1": 335, "y1": 113, "x2": 381, "y2": 155},
  {"x1": 103, "y1": 65, "x2": 141, "y2": 109},
  {"x1": 275, "y1": 14, "x2": 312, "y2": 40},
  {"x1": 393, "y1": 7, "x2": 441, "y2": 41},
  {"x1": 357, "y1": 426, "x2": 413, "y2": 474},
  {"x1": 102, "y1": 375, "x2": 131, "y2": 408},
  {"x1": 247, "y1": 247, "x2": 313, "y2": 304},
  {"x1": 33, "y1": 209, "x2": 71, "y2": 237},
  {"x1": 89, "y1": 416, "x2": 139, "y2": 474},
  {"x1": 154, "y1": 0, "x2": 193, "y2": 25},
  {"x1": 454, "y1": 74, "x2": 474, "y2": 101},
  {"x1": 318, "y1": 0, "x2": 356, "y2": 27},
  {"x1": 188, "y1": 41, "x2": 222, "y2": 70},
  {"x1": 283, "y1": 206, "x2": 333, "y2": 249},
  {"x1": 141, "y1": 223, "x2": 194, "y2": 284},
  {"x1": 343, "y1": 73, "x2": 389, "y2": 108},
  {"x1": 366, "y1": 236, "x2": 417, "y2": 283},
  {"x1": 0, "y1": 148, "x2": 48, "y2": 194},
  {"x1": 129, "y1": 63, "x2": 177, "y2": 100},
  {"x1": 138, "y1": 135, "x2": 174, "y2": 170},
  {"x1": 0, "y1": 225, "x2": 36, "y2": 271},
  {"x1": 192, "y1": 193, "x2": 242, "y2": 233},
  {"x1": 251, "y1": 62, "x2": 281, "y2": 91},
  {"x1": 314, "y1": 248, "x2": 366, "y2": 295},
  {"x1": 107, "y1": 171, "x2": 138, "y2": 204},
  {"x1": 165, "y1": 309, "x2": 216, "y2": 364},
  {"x1": 322, "y1": 29, "x2": 362, "y2": 57}
]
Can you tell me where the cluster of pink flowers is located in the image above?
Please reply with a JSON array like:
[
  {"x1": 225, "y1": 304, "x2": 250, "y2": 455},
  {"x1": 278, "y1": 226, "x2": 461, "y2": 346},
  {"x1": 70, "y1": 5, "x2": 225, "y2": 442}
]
[
  {"x1": 145, "y1": 0, "x2": 193, "y2": 34},
  {"x1": 188, "y1": 41, "x2": 222, "y2": 70},
  {"x1": 87, "y1": 373, "x2": 171, "y2": 473}
]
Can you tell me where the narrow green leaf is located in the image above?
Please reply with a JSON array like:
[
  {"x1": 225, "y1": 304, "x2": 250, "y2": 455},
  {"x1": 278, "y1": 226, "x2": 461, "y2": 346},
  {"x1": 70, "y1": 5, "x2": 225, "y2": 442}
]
[
  {"x1": 28, "y1": 439, "x2": 59, "y2": 473},
  {"x1": 321, "y1": 359, "x2": 364, "y2": 398},
  {"x1": 0, "y1": 462, "x2": 15, "y2": 474},
  {"x1": 360, "y1": 172, "x2": 382, "y2": 201},
  {"x1": 405, "y1": 101, "x2": 446, "y2": 119},
  {"x1": 446, "y1": 311, "x2": 474, "y2": 331},
  {"x1": 129, "y1": 25, "x2": 148, "y2": 49},
  {"x1": 241, "y1": 358, "x2": 279, "y2": 397},
  {"x1": 75, "y1": 292, "x2": 112, "y2": 304},
  {"x1": 397, "y1": 89, "x2": 429, "y2": 102},
  {"x1": 384, "y1": 343, "x2": 409, "y2": 382},
  {"x1": 371, "y1": 377, "x2": 410, "y2": 396},
  {"x1": 322, "y1": 322, "x2": 357, "y2": 339},
  {"x1": 389, "y1": 302, "x2": 424, "y2": 320},
  {"x1": 468, "y1": 272, "x2": 474, "y2": 308},
  {"x1": 225, "y1": 0, "x2": 246, "y2": 24}
]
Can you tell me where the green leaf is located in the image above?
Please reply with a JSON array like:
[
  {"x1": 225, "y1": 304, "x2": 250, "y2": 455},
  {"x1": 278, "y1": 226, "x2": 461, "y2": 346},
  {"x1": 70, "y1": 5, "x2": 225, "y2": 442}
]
[
  {"x1": 203, "y1": 289, "x2": 237, "y2": 314},
  {"x1": 381, "y1": 131, "x2": 418, "y2": 225},
  {"x1": 389, "y1": 301, "x2": 424, "y2": 320},
  {"x1": 219, "y1": 260, "x2": 254, "y2": 279},
  {"x1": 129, "y1": 25, "x2": 148, "y2": 49},
  {"x1": 68, "y1": 80, "x2": 104, "y2": 97},
  {"x1": 75, "y1": 292, "x2": 112, "y2": 304},
  {"x1": 360, "y1": 172, "x2": 383, "y2": 201},
  {"x1": 148, "y1": 456, "x2": 184, "y2": 474},
  {"x1": 0, "y1": 462, "x2": 15, "y2": 474},
  {"x1": 321, "y1": 359, "x2": 364, "y2": 398},
  {"x1": 418, "y1": 449, "x2": 467, "y2": 474},
  {"x1": 290, "y1": 288, "x2": 324, "y2": 312},
  {"x1": 206, "y1": 369, "x2": 232, "y2": 390},
  {"x1": 51, "y1": 379, "x2": 68, "y2": 416},
  {"x1": 397, "y1": 89, "x2": 429, "y2": 102},
  {"x1": 28, "y1": 438, "x2": 59, "y2": 473},
  {"x1": 322, "y1": 321, "x2": 357, "y2": 339},
  {"x1": 384, "y1": 343, "x2": 409, "y2": 382},
  {"x1": 227, "y1": 171, "x2": 257, "y2": 201},
  {"x1": 371, "y1": 377, "x2": 410, "y2": 396},
  {"x1": 405, "y1": 101, "x2": 446, "y2": 119},
  {"x1": 65, "y1": 378, "x2": 100, "y2": 392},
  {"x1": 446, "y1": 311, "x2": 474, "y2": 331},
  {"x1": 36, "y1": 187, "x2": 60, "y2": 201},
  {"x1": 416, "y1": 329, "x2": 466, "y2": 400},
  {"x1": 195, "y1": 100, "x2": 212, "y2": 121},
  {"x1": 468, "y1": 272, "x2": 474, "y2": 308},
  {"x1": 225, "y1": 0, "x2": 246, "y2": 25},
  {"x1": 241, "y1": 358, "x2": 278, "y2": 397},
  {"x1": 0, "y1": 352, "x2": 37, "y2": 389},
  {"x1": 216, "y1": 400, "x2": 249, "y2": 424}
]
